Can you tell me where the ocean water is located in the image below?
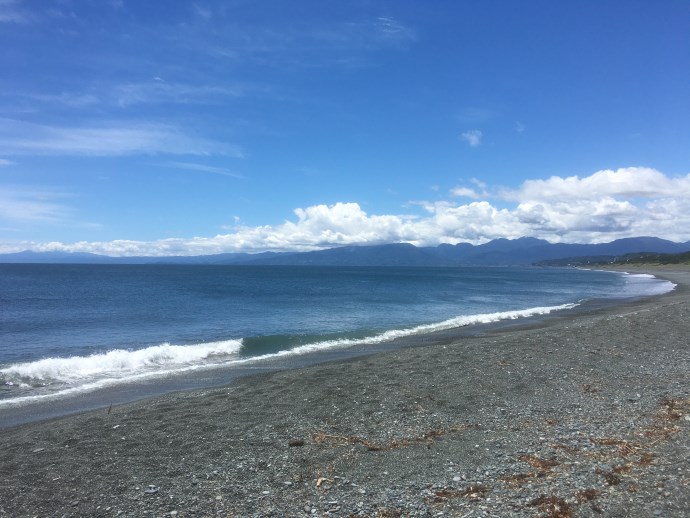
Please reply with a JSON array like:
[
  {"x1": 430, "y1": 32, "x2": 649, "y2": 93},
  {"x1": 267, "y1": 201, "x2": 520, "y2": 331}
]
[{"x1": 0, "y1": 264, "x2": 675, "y2": 414}]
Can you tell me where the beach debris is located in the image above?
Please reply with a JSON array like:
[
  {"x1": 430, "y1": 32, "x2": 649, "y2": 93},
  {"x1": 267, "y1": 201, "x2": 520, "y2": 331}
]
[
  {"x1": 575, "y1": 488, "x2": 600, "y2": 503},
  {"x1": 4, "y1": 381, "x2": 14, "y2": 387},
  {"x1": 316, "y1": 477, "x2": 333, "y2": 488},
  {"x1": 529, "y1": 495, "x2": 573, "y2": 518},
  {"x1": 32, "y1": 447, "x2": 45, "y2": 453},
  {"x1": 429, "y1": 484, "x2": 489, "y2": 503},
  {"x1": 518, "y1": 454, "x2": 560, "y2": 470},
  {"x1": 589, "y1": 437, "x2": 641, "y2": 457},
  {"x1": 595, "y1": 467, "x2": 622, "y2": 486},
  {"x1": 144, "y1": 485, "x2": 159, "y2": 495},
  {"x1": 288, "y1": 438, "x2": 305, "y2": 447},
  {"x1": 580, "y1": 383, "x2": 599, "y2": 394}
]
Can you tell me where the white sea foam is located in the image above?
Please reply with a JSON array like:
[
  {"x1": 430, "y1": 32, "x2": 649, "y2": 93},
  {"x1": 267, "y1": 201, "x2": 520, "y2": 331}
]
[
  {"x1": 0, "y1": 339, "x2": 242, "y2": 384},
  {"x1": 0, "y1": 304, "x2": 574, "y2": 407},
  {"x1": 620, "y1": 272, "x2": 676, "y2": 297},
  {"x1": 227, "y1": 303, "x2": 579, "y2": 364}
]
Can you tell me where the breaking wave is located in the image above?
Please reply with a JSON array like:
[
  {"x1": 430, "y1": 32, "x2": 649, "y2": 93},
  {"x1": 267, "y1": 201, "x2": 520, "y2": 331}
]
[{"x1": 0, "y1": 303, "x2": 576, "y2": 407}]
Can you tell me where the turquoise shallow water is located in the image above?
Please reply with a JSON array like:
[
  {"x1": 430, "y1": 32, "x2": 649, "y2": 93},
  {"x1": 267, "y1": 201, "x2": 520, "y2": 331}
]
[{"x1": 0, "y1": 264, "x2": 674, "y2": 408}]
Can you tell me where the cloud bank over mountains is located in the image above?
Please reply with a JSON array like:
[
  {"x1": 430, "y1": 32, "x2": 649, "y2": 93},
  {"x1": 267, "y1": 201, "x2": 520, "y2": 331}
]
[{"x1": 4, "y1": 167, "x2": 689, "y2": 257}]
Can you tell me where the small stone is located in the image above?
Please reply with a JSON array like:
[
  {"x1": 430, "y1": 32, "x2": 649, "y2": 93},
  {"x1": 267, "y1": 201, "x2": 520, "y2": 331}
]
[
  {"x1": 288, "y1": 438, "x2": 305, "y2": 447},
  {"x1": 453, "y1": 476, "x2": 462, "y2": 482},
  {"x1": 144, "y1": 485, "x2": 159, "y2": 495}
]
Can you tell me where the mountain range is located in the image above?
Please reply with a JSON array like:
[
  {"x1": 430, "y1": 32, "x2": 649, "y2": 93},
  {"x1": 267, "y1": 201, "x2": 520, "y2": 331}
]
[{"x1": 2, "y1": 237, "x2": 690, "y2": 266}]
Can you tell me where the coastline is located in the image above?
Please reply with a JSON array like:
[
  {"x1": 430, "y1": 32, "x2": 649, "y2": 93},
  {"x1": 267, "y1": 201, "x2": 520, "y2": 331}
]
[{"x1": 1, "y1": 267, "x2": 689, "y2": 517}]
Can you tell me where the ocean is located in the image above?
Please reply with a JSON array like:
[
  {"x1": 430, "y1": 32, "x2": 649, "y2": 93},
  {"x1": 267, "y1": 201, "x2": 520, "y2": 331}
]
[{"x1": 0, "y1": 264, "x2": 675, "y2": 425}]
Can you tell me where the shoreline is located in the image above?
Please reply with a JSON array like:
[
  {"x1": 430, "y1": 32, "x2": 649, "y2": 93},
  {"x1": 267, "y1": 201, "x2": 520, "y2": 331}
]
[
  {"x1": 0, "y1": 268, "x2": 670, "y2": 430},
  {"x1": 1, "y1": 267, "x2": 689, "y2": 516}
]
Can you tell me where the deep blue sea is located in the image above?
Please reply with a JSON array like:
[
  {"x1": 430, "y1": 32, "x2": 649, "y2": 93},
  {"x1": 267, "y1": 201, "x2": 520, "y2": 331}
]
[{"x1": 0, "y1": 264, "x2": 675, "y2": 419}]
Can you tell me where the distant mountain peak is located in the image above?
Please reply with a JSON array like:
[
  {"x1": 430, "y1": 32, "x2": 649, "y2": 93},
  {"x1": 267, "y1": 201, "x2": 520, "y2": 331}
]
[{"x1": 1, "y1": 237, "x2": 688, "y2": 266}]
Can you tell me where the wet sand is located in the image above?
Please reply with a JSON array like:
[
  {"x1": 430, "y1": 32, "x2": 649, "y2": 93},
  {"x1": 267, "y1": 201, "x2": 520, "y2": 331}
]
[{"x1": 1, "y1": 267, "x2": 689, "y2": 517}]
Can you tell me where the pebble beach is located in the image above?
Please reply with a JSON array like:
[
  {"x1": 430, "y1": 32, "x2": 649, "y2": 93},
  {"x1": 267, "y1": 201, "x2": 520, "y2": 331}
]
[{"x1": 1, "y1": 267, "x2": 689, "y2": 517}]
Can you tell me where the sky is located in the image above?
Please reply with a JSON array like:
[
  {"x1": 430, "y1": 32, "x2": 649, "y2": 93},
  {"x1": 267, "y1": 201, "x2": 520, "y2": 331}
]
[{"x1": 1, "y1": 0, "x2": 690, "y2": 256}]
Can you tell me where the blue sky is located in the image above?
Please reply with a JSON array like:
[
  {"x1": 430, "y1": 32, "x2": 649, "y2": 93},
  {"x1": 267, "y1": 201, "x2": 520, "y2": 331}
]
[{"x1": 1, "y1": 0, "x2": 690, "y2": 256}]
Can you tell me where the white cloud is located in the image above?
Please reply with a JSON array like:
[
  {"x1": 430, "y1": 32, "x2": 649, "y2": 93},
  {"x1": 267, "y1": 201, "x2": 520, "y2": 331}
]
[
  {"x1": 505, "y1": 167, "x2": 690, "y2": 202},
  {"x1": 0, "y1": 158, "x2": 15, "y2": 166},
  {"x1": 0, "y1": 185, "x2": 73, "y2": 223},
  {"x1": 19, "y1": 92, "x2": 101, "y2": 108},
  {"x1": 113, "y1": 81, "x2": 245, "y2": 107},
  {"x1": 4, "y1": 167, "x2": 690, "y2": 256},
  {"x1": 159, "y1": 161, "x2": 244, "y2": 178},
  {"x1": 193, "y1": 3, "x2": 212, "y2": 20},
  {"x1": 451, "y1": 178, "x2": 490, "y2": 199},
  {"x1": 460, "y1": 129, "x2": 482, "y2": 147},
  {"x1": 209, "y1": 16, "x2": 415, "y2": 68},
  {"x1": 374, "y1": 17, "x2": 416, "y2": 42},
  {"x1": 0, "y1": 119, "x2": 243, "y2": 157},
  {"x1": 0, "y1": 0, "x2": 31, "y2": 23},
  {"x1": 450, "y1": 187, "x2": 482, "y2": 199}
]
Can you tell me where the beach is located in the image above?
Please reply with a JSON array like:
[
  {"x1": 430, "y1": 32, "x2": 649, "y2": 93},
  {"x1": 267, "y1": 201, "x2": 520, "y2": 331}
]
[{"x1": 1, "y1": 267, "x2": 689, "y2": 517}]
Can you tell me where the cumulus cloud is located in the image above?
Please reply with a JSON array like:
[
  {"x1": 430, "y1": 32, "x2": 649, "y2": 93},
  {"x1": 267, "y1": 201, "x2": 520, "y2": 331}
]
[
  {"x1": 0, "y1": 118, "x2": 243, "y2": 157},
  {"x1": 460, "y1": 129, "x2": 482, "y2": 147},
  {"x1": 503, "y1": 167, "x2": 690, "y2": 242},
  {"x1": 451, "y1": 178, "x2": 489, "y2": 199},
  {"x1": 10, "y1": 203, "x2": 416, "y2": 256},
  {"x1": 505, "y1": 167, "x2": 689, "y2": 202},
  {"x1": 3, "y1": 167, "x2": 690, "y2": 256}
]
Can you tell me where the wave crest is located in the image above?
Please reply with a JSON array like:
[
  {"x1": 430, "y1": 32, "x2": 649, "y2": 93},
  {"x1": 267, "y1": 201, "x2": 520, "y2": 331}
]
[
  {"x1": 1, "y1": 339, "x2": 243, "y2": 383},
  {"x1": 1, "y1": 304, "x2": 574, "y2": 407}
]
